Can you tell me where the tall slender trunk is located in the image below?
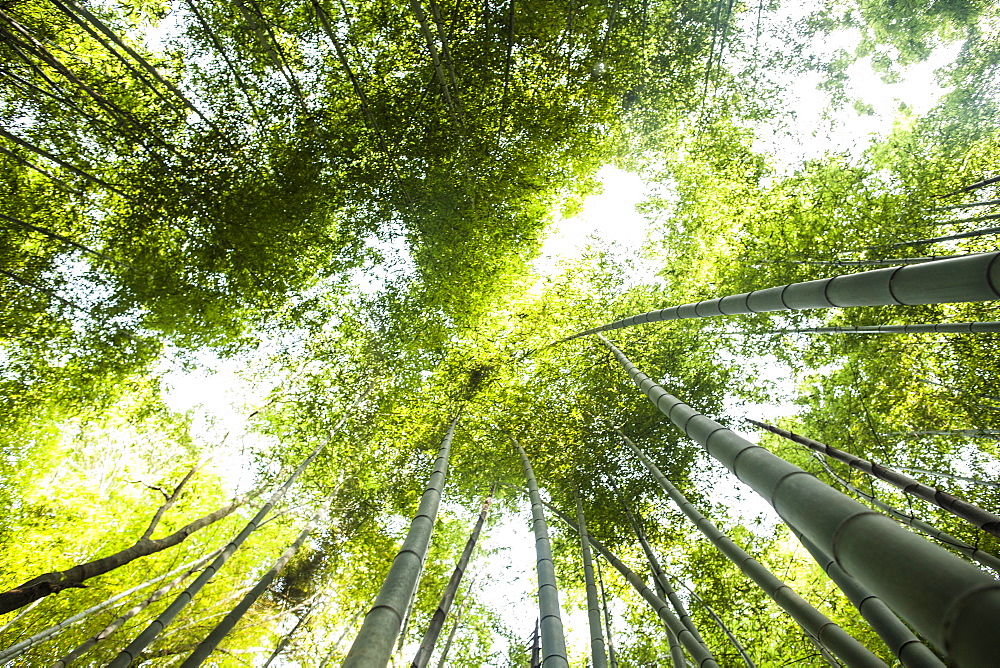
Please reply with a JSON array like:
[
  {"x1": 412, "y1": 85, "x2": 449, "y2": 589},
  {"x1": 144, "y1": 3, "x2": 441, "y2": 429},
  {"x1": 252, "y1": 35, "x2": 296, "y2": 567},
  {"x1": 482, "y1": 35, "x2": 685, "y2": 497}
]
[
  {"x1": 601, "y1": 336, "x2": 1000, "y2": 665},
  {"x1": 542, "y1": 501, "x2": 720, "y2": 668},
  {"x1": 0, "y1": 551, "x2": 217, "y2": 665},
  {"x1": 886, "y1": 428, "x2": 1000, "y2": 438},
  {"x1": 48, "y1": 0, "x2": 174, "y2": 108},
  {"x1": 749, "y1": 419, "x2": 1000, "y2": 538},
  {"x1": 52, "y1": 549, "x2": 222, "y2": 667},
  {"x1": 0, "y1": 126, "x2": 127, "y2": 197},
  {"x1": 0, "y1": 212, "x2": 125, "y2": 267},
  {"x1": 411, "y1": 485, "x2": 494, "y2": 668},
  {"x1": 436, "y1": 587, "x2": 468, "y2": 668},
  {"x1": 617, "y1": 488, "x2": 712, "y2": 658},
  {"x1": 652, "y1": 575, "x2": 687, "y2": 668},
  {"x1": 594, "y1": 556, "x2": 619, "y2": 668},
  {"x1": 58, "y1": 0, "x2": 214, "y2": 124},
  {"x1": 342, "y1": 413, "x2": 459, "y2": 667},
  {"x1": 181, "y1": 0, "x2": 264, "y2": 123},
  {"x1": 895, "y1": 467, "x2": 1000, "y2": 490},
  {"x1": 0, "y1": 469, "x2": 243, "y2": 615},
  {"x1": 814, "y1": 456, "x2": 1000, "y2": 574},
  {"x1": 890, "y1": 226, "x2": 1000, "y2": 249},
  {"x1": 614, "y1": 429, "x2": 880, "y2": 667},
  {"x1": 180, "y1": 496, "x2": 335, "y2": 666},
  {"x1": 665, "y1": 574, "x2": 756, "y2": 668},
  {"x1": 574, "y1": 493, "x2": 608, "y2": 668},
  {"x1": 108, "y1": 385, "x2": 372, "y2": 668},
  {"x1": 566, "y1": 252, "x2": 1000, "y2": 341},
  {"x1": 798, "y1": 255, "x2": 963, "y2": 266},
  {"x1": 929, "y1": 211, "x2": 1000, "y2": 226},
  {"x1": 512, "y1": 438, "x2": 568, "y2": 668},
  {"x1": 232, "y1": 0, "x2": 305, "y2": 104},
  {"x1": 939, "y1": 175, "x2": 1000, "y2": 198},
  {"x1": 929, "y1": 199, "x2": 1000, "y2": 212},
  {"x1": 0, "y1": 144, "x2": 82, "y2": 194}
]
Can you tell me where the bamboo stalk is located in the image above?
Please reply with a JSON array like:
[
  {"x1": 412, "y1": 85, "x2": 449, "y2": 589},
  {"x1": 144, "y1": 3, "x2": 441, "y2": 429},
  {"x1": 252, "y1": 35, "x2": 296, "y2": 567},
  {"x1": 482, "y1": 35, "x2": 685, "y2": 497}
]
[
  {"x1": 615, "y1": 429, "x2": 882, "y2": 666},
  {"x1": 749, "y1": 419, "x2": 1000, "y2": 538},
  {"x1": 512, "y1": 438, "x2": 569, "y2": 668},
  {"x1": 342, "y1": 412, "x2": 458, "y2": 667},
  {"x1": 601, "y1": 336, "x2": 1000, "y2": 665},
  {"x1": 566, "y1": 252, "x2": 1000, "y2": 341},
  {"x1": 574, "y1": 492, "x2": 608, "y2": 668}
]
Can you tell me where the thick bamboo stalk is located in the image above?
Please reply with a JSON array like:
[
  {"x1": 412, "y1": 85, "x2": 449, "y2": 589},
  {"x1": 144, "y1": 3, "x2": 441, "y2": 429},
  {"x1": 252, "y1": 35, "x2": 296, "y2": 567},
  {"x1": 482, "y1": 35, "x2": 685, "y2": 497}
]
[
  {"x1": 615, "y1": 430, "x2": 881, "y2": 666},
  {"x1": 602, "y1": 336, "x2": 1000, "y2": 665},
  {"x1": 814, "y1": 457, "x2": 1000, "y2": 575},
  {"x1": 575, "y1": 493, "x2": 608, "y2": 668},
  {"x1": 411, "y1": 486, "x2": 494, "y2": 668},
  {"x1": 513, "y1": 438, "x2": 569, "y2": 668},
  {"x1": 181, "y1": 497, "x2": 335, "y2": 666},
  {"x1": 749, "y1": 419, "x2": 1000, "y2": 538},
  {"x1": 566, "y1": 252, "x2": 1000, "y2": 340},
  {"x1": 108, "y1": 386, "x2": 372, "y2": 668},
  {"x1": 788, "y1": 528, "x2": 944, "y2": 668},
  {"x1": 542, "y1": 502, "x2": 720, "y2": 667},
  {"x1": 342, "y1": 414, "x2": 458, "y2": 667}
]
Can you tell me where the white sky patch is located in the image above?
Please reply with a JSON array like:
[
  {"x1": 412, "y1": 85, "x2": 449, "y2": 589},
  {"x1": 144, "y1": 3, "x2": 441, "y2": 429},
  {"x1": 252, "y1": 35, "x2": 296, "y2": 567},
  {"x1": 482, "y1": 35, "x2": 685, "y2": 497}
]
[
  {"x1": 157, "y1": 349, "x2": 276, "y2": 493},
  {"x1": 744, "y1": 8, "x2": 962, "y2": 172},
  {"x1": 534, "y1": 166, "x2": 657, "y2": 281}
]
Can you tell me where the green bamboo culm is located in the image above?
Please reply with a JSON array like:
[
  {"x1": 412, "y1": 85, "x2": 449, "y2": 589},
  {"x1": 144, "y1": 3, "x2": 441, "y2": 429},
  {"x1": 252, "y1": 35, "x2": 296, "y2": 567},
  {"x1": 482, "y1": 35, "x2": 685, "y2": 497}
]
[
  {"x1": 749, "y1": 419, "x2": 1000, "y2": 539},
  {"x1": 614, "y1": 429, "x2": 882, "y2": 667},
  {"x1": 513, "y1": 437, "x2": 569, "y2": 668},
  {"x1": 565, "y1": 252, "x2": 1000, "y2": 341},
  {"x1": 343, "y1": 414, "x2": 459, "y2": 667},
  {"x1": 180, "y1": 495, "x2": 335, "y2": 667},
  {"x1": 814, "y1": 456, "x2": 1000, "y2": 575},
  {"x1": 574, "y1": 492, "x2": 608, "y2": 668},
  {"x1": 542, "y1": 500, "x2": 720, "y2": 667},
  {"x1": 601, "y1": 337, "x2": 1000, "y2": 665},
  {"x1": 778, "y1": 321, "x2": 1000, "y2": 334},
  {"x1": 788, "y1": 526, "x2": 945, "y2": 668},
  {"x1": 410, "y1": 484, "x2": 495, "y2": 668}
]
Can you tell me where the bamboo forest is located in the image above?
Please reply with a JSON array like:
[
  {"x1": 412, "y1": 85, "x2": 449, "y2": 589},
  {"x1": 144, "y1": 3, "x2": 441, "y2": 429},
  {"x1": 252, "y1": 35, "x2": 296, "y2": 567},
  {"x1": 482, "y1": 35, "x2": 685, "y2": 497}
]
[{"x1": 3, "y1": 0, "x2": 1000, "y2": 664}]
